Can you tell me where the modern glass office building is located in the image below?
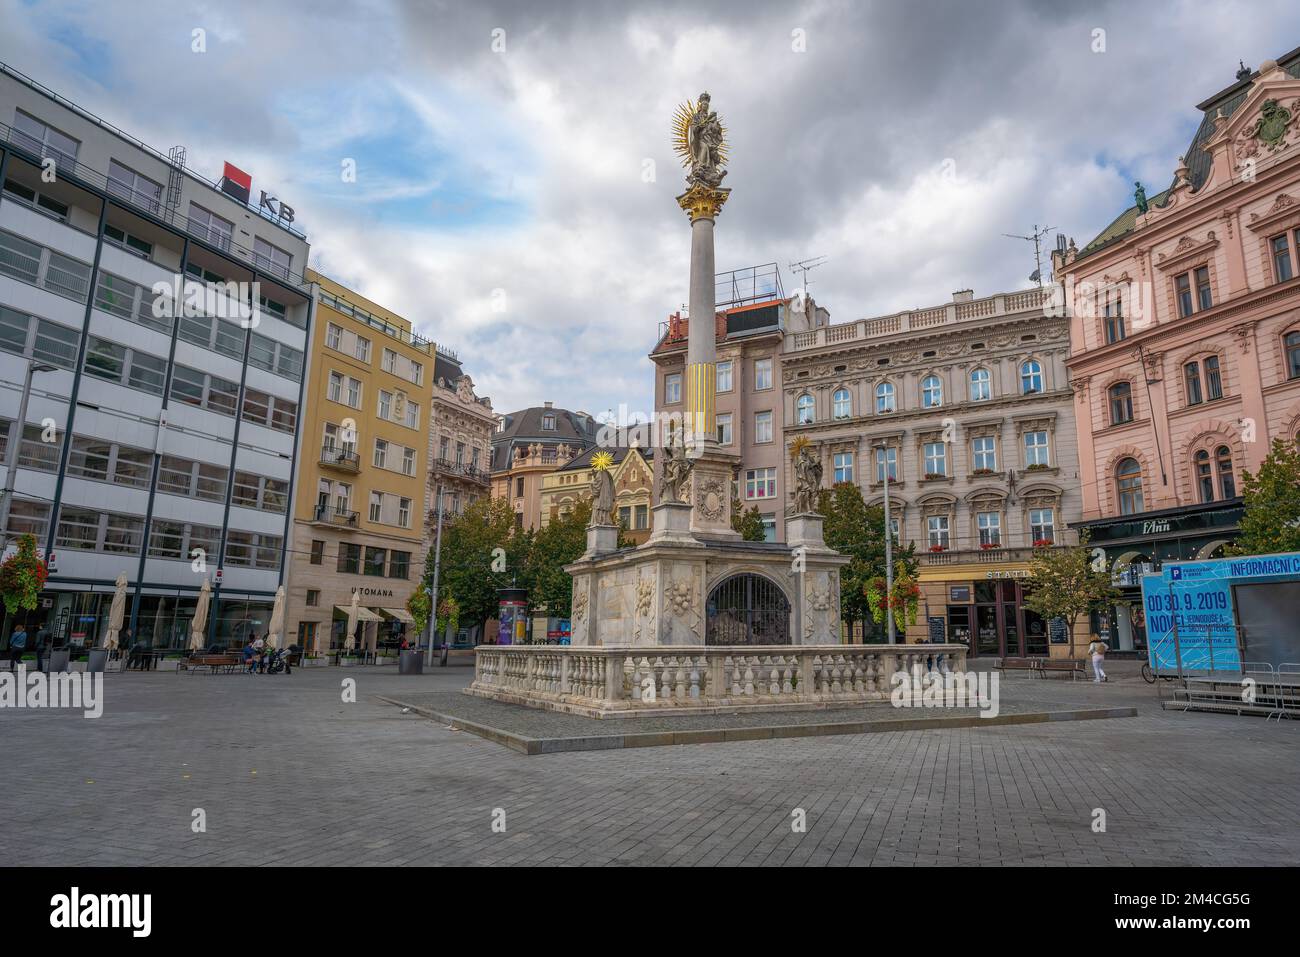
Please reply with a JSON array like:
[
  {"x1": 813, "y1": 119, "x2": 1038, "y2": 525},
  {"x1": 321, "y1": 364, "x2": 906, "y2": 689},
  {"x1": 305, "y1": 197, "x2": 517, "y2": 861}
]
[{"x1": 0, "y1": 62, "x2": 313, "y2": 650}]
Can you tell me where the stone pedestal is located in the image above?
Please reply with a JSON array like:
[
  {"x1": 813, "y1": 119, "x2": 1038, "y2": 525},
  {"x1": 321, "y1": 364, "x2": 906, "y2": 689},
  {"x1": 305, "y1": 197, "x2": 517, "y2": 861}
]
[
  {"x1": 647, "y1": 501, "x2": 695, "y2": 545},
  {"x1": 786, "y1": 512, "x2": 826, "y2": 549},
  {"x1": 584, "y1": 524, "x2": 619, "y2": 558},
  {"x1": 687, "y1": 446, "x2": 741, "y2": 539}
]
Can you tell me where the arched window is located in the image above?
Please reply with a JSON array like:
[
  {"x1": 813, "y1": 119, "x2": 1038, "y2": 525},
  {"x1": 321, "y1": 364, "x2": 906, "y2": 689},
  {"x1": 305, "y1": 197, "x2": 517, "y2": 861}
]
[
  {"x1": 1020, "y1": 360, "x2": 1043, "y2": 395},
  {"x1": 1217, "y1": 446, "x2": 1236, "y2": 499},
  {"x1": 832, "y1": 388, "x2": 851, "y2": 419},
  {"x1": 969, "y1": 368, "x2": 991, "y2": 402},
  {"x1": 875, "y1": 381, "x2": 895, "y2": 413},
  {"x1": 1195, "y1": 449, "x2": 1214, "y2": 502},
  {"x1": 796, "y1": 393, "x2": 815, "y2": 425},
  {"x1": 1108, "y1": 382, "x2": 1133, "y2": 425},
  {"x1": 1116, "y1": 458, "x2": 1144, "y2": 515},
  {"x1": 921, "y1": 375, "x2": 943, "y2": 408},
  {"x1": 1286, "y1": 330, "x2": 1300, "y2": 380}
]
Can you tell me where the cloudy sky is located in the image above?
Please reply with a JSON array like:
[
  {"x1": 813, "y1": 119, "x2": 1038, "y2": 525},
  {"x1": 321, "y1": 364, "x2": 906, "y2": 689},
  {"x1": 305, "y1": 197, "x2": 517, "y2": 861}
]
[{"x1": 2, "y1": 0, "x2": 1296, "y2": 419}]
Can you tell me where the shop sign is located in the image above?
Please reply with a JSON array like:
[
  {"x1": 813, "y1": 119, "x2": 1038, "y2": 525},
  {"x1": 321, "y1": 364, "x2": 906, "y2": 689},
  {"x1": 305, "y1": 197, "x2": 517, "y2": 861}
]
[
  {"x1": 985, "y1": 569, "x2": 1029, "y2": 579},
  {"x1": 1048, "y1": 618, "x2": 1068, "y2": 644},
  {"x1": 1083, "y1": 506, "x2": 1242, "y2": 544}
]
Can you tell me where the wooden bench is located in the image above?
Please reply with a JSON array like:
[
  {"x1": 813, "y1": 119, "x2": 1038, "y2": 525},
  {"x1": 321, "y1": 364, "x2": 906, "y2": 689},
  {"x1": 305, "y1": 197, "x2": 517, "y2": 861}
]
[
  {"x1": 996, "y1": 657, "x2": 1038, "y2": 675},
  {"x1": 178, "y1": 654, "x2": 241, "y2": 675},
  {"x1": 1038, "y1": 659, "x2": 1086, "y2": 681}
]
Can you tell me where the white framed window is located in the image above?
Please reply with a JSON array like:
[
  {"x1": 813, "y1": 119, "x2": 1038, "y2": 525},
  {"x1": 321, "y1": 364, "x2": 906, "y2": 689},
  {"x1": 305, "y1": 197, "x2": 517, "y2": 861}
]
[
  {"x1": 977, "y1": 511, "x2": 1001, "y2": 546},
  {"x1": 921, "y1": 375, "x2": 943, "y2": 408},
  {"x1": 107, "y1": 160, "x2": 162, "y2": 212},
  {"x1": 927, "y1": 516, "x2": 950, "y2": 548},
  {"x1": 716, "y1": 412, "x2": 732, "y2": 445},
  {"x1": 355, "y1": 335, "x2": 371, "y2": 362},
  {"x1": 833, "y1": 388, "x2": 851, "y2": 418},
  {"x1": 754, "y1": 411, "x2": 773, "y2": 443},
  {"x1": 969, "y1": 368, "x2": 991, "y2": 402},
  {"x1": 876, "y1": 381, "x2": 895, "y2": 413},
  {"x1": 716, "y1": 360, "x2": 733, "y2": 393},
  {"x1": 875, "y1": 446, "x2": 897, "y2": 482},
  {"x1": 1020, "y1": 360, "x2": 1043, "y2": 395},
  {"x1": 373, "y1": 438, "x2": 389, "y2": 468},
  {"x1": 796, "y1": 393, "x2": 814, "y2": 424},
  {"x1": 253, "y1": 237, "x2": 292, "y2": 279},
  {"x1": 405, "y1": 400, "x2": 419, "y2": 429},
  {"x1": 369, "y1": 491, "x2": 383, "y2": 522},
  {"x1": 13, "y1": 110, "x2": 80, "y2": 168},
  {"x1": 188, "y1": 203, "x2": 233, "y2": 250},
  {"x1": 1030, "y1": 508, "x2": 1055, "y2": 543},
  {"x1": 972, "y1": 436, "x2": 997, "y2": 471},
  {"x1": 754, "y1": 358, "x2": 773, "y2": 390},
  {"x1": 378, "y1": 390, "x2": 392, "y2": 420},
  {"x1": 833, "y1": 451, "x2": 853, "y2": 484},
  {"x1": 1024, "y1": 430, "x2": 1050, "y2": 467},
  {"x1": 745, "y1": 467, "x2": 777, "y2": 499},
  {"x1": 664, "y1": 373, "x2": 681, "y2": 404},
  {"x1": 402, "y1": 447, "x2": 417, "y2": 476},
  {"x1": 399, "y1": 497, "x2": 412, "y2": 528},
  {"x1": 326, "y1": 323, "x2": 342, "y2": 351},
  {"x1": 924, "y1": 442, "x2": 947, "y2": 477}
]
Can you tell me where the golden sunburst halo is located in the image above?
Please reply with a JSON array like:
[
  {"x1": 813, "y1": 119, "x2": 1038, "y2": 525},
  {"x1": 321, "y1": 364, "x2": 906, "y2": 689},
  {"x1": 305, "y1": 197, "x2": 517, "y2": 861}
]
[
  {"x1": 591, "y1": 450, "x2": 615, "y2": 472},
  {"x1": 671, "y1": 99, "x2": 729, "y2": 169},
  {"x1": 789, "y1": 435, "x2": 811, "y2": 460}
]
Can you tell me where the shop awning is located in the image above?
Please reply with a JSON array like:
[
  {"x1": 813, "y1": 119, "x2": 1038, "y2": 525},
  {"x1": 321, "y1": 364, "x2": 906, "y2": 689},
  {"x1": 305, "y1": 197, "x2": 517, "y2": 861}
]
[
  {"x1": 334, "y1": 605, "x2": 383, "y2": 621},
  {"x1": 379, "y1": 607, "x2": 415, "y2": 623}
]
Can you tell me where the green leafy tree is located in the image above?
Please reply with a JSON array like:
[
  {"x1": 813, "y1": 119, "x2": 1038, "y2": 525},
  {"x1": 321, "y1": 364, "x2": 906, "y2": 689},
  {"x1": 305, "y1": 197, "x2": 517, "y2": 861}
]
[
  {"x1": 1022, "y1": 533, "x2": 1120, "y2": 657},
  {"x1": 434, "y1": 497, "x2": 522, "y2": 632},
  {"x1": 1228, "y1": 438, "x2": 1300, "y2": 556},
  {"x1": 731, "y1": 497, "x2": 766, "y2": 541},
  {"x1": 526, "y1": 499, "x2": 593, "y2": 618},
  {"x1": 818, "y1": 482, "x2": 917, "y2": 641}
]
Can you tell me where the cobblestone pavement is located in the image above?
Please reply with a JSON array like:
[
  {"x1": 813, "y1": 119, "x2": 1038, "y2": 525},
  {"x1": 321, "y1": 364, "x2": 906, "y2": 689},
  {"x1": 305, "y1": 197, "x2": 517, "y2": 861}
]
[{"x1": 2, "y1": 664, "x2": 1297, "y2": 866}]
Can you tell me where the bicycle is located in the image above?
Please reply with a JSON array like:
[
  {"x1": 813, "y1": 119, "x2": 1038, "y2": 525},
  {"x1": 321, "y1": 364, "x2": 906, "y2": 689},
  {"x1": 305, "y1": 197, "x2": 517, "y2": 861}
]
[{"x1": 1140, "y1": 661, "x2": 1176, "y2": 683}]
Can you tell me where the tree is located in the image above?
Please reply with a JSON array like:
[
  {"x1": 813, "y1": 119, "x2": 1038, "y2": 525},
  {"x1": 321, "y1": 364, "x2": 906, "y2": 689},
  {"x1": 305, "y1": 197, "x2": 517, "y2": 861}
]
[
  {"x1": 0, "y1": 533, "x2": 48, "y2": 619},
  {"x1": 818, "y1": 482, "x2": 918, "y2": 641},
  {"x1": 864, "y1": 564, "x2": 921, "y2": 631},
  {"x1": 406, "y1": 580, "x2": 431, "y2": 635},
  {"x1": 434, "y1": 497, "x2": 522, "y2": 632},
  {"x1": 1228, "y1": 438, "x2": 1300, "y2": 556},
  {"x1": 731, "y1": 497, "x2": 766, "y2": 541},
  {"x1": 1022, "y1": 533, "x2": 1120, "y2": 657},
  {"x1": 526, "y1": 499, "x2": 592, "y2": 618}
]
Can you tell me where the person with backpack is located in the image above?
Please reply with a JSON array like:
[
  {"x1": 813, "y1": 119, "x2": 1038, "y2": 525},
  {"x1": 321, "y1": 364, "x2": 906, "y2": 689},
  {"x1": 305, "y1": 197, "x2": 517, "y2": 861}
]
[
  {"x1": 1088, "y1": 636, "x2": 1109, "y2": 683},
  {"x1": 8, "y1": 622, "x2": 28, "y2": 672}
]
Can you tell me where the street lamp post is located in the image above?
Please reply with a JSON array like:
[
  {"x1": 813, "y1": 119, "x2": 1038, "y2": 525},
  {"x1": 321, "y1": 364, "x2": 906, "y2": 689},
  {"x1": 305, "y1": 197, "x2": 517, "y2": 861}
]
[
  {"x1": 426, "y1": 484, "x2": 446, "y2": 668},
  {"x1": 0, "y1": 360, "x2": 57, "y2": 557},
  {"x1": 876, "y1": 443, "x2": 896, "y2": 644}
]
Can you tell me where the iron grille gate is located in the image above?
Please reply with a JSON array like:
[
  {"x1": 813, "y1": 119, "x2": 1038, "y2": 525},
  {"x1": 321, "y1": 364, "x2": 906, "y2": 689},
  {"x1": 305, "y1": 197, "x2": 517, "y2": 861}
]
[{"x1": 706, "y1": 574, "x2": 790, "y2": 645}]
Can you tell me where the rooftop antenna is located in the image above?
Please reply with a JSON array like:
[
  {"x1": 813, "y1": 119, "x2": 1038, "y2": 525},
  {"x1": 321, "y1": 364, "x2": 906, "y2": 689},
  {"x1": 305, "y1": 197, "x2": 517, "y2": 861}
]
[
  {"x1": 1003, "y1": 224, "x2": 1054, "y2": 287},
  {"x1": 789, "y1": 255, "x2": 828, "y2": 296}
]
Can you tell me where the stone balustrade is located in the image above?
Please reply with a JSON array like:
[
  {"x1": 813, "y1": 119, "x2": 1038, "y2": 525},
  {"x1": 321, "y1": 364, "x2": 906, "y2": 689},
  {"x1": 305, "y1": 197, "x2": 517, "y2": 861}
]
[{"x1": 468, "y1": 643, "x2": 969, "y2": 717}]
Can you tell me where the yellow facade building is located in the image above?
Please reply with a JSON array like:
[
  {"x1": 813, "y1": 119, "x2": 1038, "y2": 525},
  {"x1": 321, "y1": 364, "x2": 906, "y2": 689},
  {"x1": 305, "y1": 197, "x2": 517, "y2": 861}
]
[
  {"x1": 538, "y1": 445, "x2": 655, "y2": 545},
  {"x1": 285, "y1": 271, "x2": 434, "y2": 655}
]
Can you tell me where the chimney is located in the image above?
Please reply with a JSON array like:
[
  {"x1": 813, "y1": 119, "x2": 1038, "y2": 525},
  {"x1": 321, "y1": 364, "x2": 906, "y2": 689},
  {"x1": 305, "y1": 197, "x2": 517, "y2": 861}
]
[
  {"x1": 952, "y1": 289, "x2": 974, "y2": 303},
  {"x1": 543, "y1": 401, "x2": 553, "y2": 409}
]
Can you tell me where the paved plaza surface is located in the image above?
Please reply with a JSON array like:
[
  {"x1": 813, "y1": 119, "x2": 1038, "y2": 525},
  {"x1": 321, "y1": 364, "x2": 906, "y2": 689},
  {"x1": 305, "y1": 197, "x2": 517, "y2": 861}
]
[{"x1": 2, "y1": 663, "x2": 1298, "y2": 866}]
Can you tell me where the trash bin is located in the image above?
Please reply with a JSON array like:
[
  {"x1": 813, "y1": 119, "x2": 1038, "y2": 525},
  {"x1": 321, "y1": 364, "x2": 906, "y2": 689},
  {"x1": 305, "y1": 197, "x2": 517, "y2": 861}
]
[
  {"x1": 48, "y1": 649, "x2": 71, "y2": 672},
  {"x1": 86, "y1": 648, "x2": 109, "y2": 673},
  {"x1": 399, "y1": 649, "x2": 423, "y2": 675}
]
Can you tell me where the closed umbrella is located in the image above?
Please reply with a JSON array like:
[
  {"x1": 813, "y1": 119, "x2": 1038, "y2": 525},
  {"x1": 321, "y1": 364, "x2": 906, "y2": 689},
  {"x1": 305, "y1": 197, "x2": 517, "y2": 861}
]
[
  {"x1": 189, "y1": 579, "x2": 211, "y2": 651},
  {"x1": 266, "y1": 586, "x2": 285, "y2": 650},
  {"x1": 102, "y1": 573, "x2": 128, "y2": 651},
  {"x1": 344, "y1": 591, "x2": 359, "y2": 652}
]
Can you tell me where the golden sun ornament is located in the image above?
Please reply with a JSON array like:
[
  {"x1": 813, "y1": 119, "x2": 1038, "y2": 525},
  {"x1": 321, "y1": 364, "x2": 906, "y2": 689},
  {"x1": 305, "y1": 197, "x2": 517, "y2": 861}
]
[
  {"x1": 671, "y1": 99, "x2": 729, "y2": 170},
  {"x1": 591, "y1": 450, "x2": 615, "y2": 472},
  {"x1": 789, "y1": 435, "x2": 811, "y2": 461}
]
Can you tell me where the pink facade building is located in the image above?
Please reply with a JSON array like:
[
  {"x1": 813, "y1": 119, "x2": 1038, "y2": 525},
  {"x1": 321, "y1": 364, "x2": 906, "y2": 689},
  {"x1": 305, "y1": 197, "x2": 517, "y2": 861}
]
[{"x1": 1056, "y1": 51, "x2": 1300, "y2": 651}]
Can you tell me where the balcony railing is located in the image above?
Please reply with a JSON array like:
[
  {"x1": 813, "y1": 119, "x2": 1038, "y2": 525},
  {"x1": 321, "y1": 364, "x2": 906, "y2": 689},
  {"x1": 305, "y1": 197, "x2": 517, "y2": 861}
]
[
  {"x1": 313, "y1": 505, "x2": 359, "y2": 527},
  {"x1": 919, "y1": 544, "x2": 1065, "y2": 566},
  {"x1": 319, "y1": 445, "x2": 360, "y2": 472},
  {"x1": 430, "y1": 457, "x2": 491, "y2": 485}
]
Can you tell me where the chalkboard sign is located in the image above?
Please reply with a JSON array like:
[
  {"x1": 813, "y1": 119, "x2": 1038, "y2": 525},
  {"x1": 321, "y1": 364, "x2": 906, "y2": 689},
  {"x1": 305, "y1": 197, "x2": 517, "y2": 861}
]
[
  {"x1": 927, "y1": 616, "x2": 946, "y2": 643},
  {"x1": 1048, "y1": 617, "x2": 1069, "y2": 644}
]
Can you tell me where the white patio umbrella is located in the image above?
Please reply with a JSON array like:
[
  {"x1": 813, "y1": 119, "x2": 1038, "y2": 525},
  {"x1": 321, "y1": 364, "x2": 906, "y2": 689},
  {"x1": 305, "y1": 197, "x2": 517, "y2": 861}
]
[
  {"x1": 189, "y1": 579, "x2": 211, "y2": 651},
  {"x1": 102, "y1": 573, "x2": 128, "y2": 651},
  {"x1": 344, "y1": 591, "x2": 359, "y2": 652},
  {"x1": 266, "y1": 585, "x2": 285, "y2": 650}
]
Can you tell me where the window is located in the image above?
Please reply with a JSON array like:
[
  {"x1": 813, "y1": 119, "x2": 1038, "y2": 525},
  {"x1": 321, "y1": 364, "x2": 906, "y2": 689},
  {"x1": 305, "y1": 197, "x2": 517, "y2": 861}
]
[
  {"x1": 515, "y1": 477, "x2": 524, "y2": 497},
  {"x1": 1108, "y1": 382, "x2": 1133, "y2": 425},
  {"x1": 716, "y1": 412, "x2": 732, "y2": 445},
  {"x1": 977, "y1": 511, "x2": 1001, "y2": 546},
  {"x1": 310, "y1": 540, "x2": 325, "y2": 565},
  {"x1": 923, "y1": 442, "x2": 947, "y2": 477},
  {"x1": 107, "y1": 160, "x2": 162, "y2": 213},
  {"x1": 387, "y1": 551, "x2": 410, "y2": 580},
  {"x1": 369, "y1": 491, "x2": 383, "y2": 523},
  {"x1": 13, "y1": 110, "x2": 80, "y2": 168},
  {"x1": 754, "y1": 358, "x2": 773, "y2": 390},
  {"x1": 83, "y1": 339, "x2": 166, "y2": 396},
  {"x1": 1287, "y1": 331, "x2": 1300, "y2": 380},
  {"x1": 378, "y1": 391, "x2": 392, "y2": 420},
  {"x1": 833, "y1": 452, "x2": 853, "y2": 484},
  {"x1": 875, "y1": 446, "x2": 897, "y2": 483},
  {"x1": 634, "y1": 505, "x2": 648, "y2": 530},
  {"x1": 969, "y1": 368, "x2": 991, "y2": 402},
  {"x1": 253, "y1": 237, "x2": 292, "y2": 280},
  {"x1": 875, "y1": 381, "x2": 896, "y2": 413},
  {"x1": 972, "y1": 436, "x2": 997, "y2": 471},
  {"x1": 399, "y1": 497, "x2": 412, "y2": 527},
  {"x1": 796, "y1": 393, "x2": 814, "y2": 424},
  {"x1": 833, "y1": 388, "x2": 851, "y2": 418},
  {"x1": 1104, "y1": 296, "x2": 1126, "y2": 344},
  {"x1": 1030, "y1": 508, "x2": 1055, "y2": 544},
  {"x1": 1116, "y1": 458, "x2": 1144, "y2": 515},
  {"x1": 1272, "y1": 234, "x2": 1293, "y2": 283},
  {"x1": 754, "y1": 411, "x2": 773, "y2": 443},
  {"x1": 329, "y1": 372, "x2": 361, "y2": 408},
  {"x1": 346, "y1": 377, "x2": 361, "y2": 408},
  {"x1": 1195, "y1": 449, "x2": 1214, "y2": 502},
  {"x1": 16, "y1": 423, "x2": 59, "y2": 472},
  {"x1": 157, "y1": 456, "x2": 227, "y2": 502},
  {"x1": 0, "y1": 307, "x2": 79, "y2": 369},
  {"x1": 225, "y1": 531, "x2": 282, "y2": 570},
  {"x1": 188, "y1": 203, "x2": 234, "y2": 250},
  {"x1": 716, "y1": 361, "x2": 733, "y2": 393},
  {"x1": 1175, "y1": 272, "x2": 1194, "y2": 317},
  {"x1": 541, "y1": 413, "x2": 556, "y2": 430},
  {"x1": 373, "y1": 438, "x2": 389, "y2": 469},
  {"x1": 103, "y1": 223, "x2": 153, "y2": 259},
  {"x1": 3, "y1": 178, "x2": 70, "y2": 220},
  {"x1": 927, "y1": 516, "x2": 950, "y2": 549},
  {"x1": 364, "y1": 546, "x2": 387, "y2": 577},
  {"x1": 306, "y1": 590, "x2": 320, "y2": 607},
  {"x1": 326, "y1": 323, "x2": 342, "y2": 350},
  {"x1": 56, "y1": 508, "x2": 144, "y2": 555},
  {"x1": 1217, "y1": 446, "x2": 1236, "y2": 499},
  {"x1": 745, "y1": 467, "x2": 777, "y2": 499},
  {"x1": 337, "y1": 543, "x2": 361, "y2": 574},
  {"x1": 1020, "y1": 360, "x2": 1043, "y2": 395},
  {"x1": 1195, "y1": 266, "x2": 1213, "y2": 311},
  {"x1": 921, "y1": 375, "x2": 943, "y2": 408},
  {"x1": 1024, "y1": 431, "x2": 1050, "y2": 467},
  {"x1": 404, "y1": 400, "x2": 419, "y2": 430},
  {"x1": 664, "y1": 373, "x2": 682, "y2": 404}
]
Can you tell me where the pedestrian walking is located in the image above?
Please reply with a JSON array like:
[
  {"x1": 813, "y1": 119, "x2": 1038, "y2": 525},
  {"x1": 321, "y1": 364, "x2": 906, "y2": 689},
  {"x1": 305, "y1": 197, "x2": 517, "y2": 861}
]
[
  {"x1": 242, "y1": 637, "x2": 257, "y2": 674},
  {"x1": 8, "y1": 622, "x2": 28, "y2": 671},
  {"x1": 252, "y1": 632, "x2": 266, "y2": 673},
  {"x1": 1088, "y1": 636, "x2": 1109, "y2": 683}
]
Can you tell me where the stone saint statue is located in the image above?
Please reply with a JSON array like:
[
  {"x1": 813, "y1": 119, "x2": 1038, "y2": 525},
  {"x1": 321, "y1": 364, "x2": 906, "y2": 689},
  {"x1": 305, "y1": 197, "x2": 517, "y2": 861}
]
[
  {"x1": 589, "y1": 467, "x2": 615, "y2": 527},
  {"x1": 659, "y1": 432, "x2": 694, "y2": 504},
  {"x1": 792, "y1": 445, "x2": 823, "y2": 514},
  {"x1": 687, "y1": 93, "x2": 727, "y2": 188}
]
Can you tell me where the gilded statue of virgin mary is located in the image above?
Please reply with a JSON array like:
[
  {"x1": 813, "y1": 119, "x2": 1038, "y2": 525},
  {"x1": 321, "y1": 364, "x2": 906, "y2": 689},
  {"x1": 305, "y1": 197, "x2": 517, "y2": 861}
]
[{"x1": 672, "y1": 92, "x2": 729, "y2": 188}]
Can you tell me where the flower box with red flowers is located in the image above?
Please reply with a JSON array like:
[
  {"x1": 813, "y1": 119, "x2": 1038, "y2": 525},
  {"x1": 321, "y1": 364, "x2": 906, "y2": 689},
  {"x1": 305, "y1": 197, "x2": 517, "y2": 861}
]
[
  {"x1": 1032, "y1": 538, "x2": 1054, "y2": 548},
  {"x1": 979, "y1": 542, "x2": 1001, "y2": 550},
  {"x1": 928, "y1": 544, "x2": 947, "y2": 553}
]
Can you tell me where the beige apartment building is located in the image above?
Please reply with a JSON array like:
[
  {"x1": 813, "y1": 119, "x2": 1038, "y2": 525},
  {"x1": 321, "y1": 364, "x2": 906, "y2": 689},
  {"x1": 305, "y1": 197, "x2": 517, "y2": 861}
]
[
  {"x1": 490, "y1": 402, "x2": 597, "y2": 529},
  {"x1": 427, "y1": 352, "x2": 495, "y2": 528},
  {"x1": 284, "y1": 271, "x2": 433, "y2": 655},
  {"x1": 539, "y1": 444, "x2": 655, "y2": 544}
]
